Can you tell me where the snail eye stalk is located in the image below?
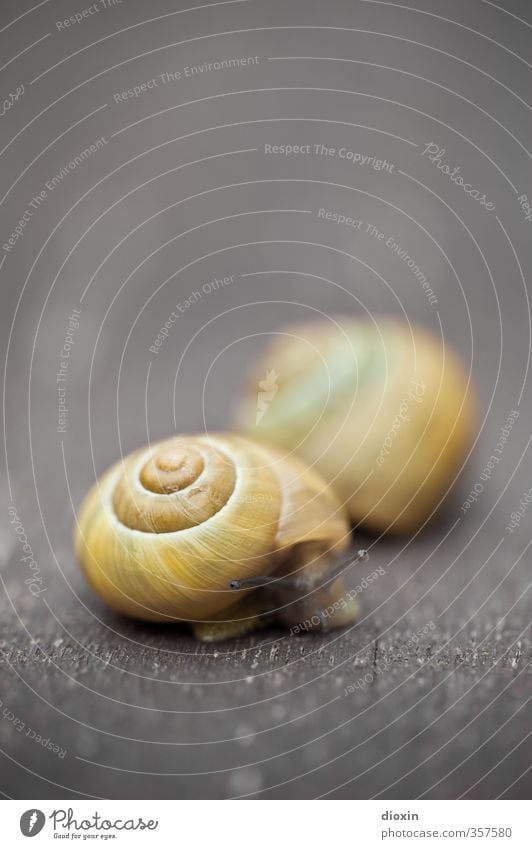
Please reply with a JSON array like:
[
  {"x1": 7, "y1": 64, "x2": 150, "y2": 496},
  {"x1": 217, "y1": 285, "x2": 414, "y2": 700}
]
[{"x1": 229, "y1": 548, "x2": 369, "y2": 591}]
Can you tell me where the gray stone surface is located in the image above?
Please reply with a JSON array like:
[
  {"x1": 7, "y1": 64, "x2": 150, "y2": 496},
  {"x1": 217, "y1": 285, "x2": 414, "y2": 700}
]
[{"x1": 1, "y1": 0, "x2": 531, "y2": 799}]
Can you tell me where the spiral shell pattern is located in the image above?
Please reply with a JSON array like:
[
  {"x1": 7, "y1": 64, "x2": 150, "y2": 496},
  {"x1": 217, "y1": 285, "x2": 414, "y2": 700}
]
[{"x1": 75, "y1": 433, "x2": 349, "y2": 622}]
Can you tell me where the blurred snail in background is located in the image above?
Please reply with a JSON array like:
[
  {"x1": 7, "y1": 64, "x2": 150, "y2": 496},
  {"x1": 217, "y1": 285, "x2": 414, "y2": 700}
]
[
  {"x1": 236, "y1": 317, "x2": 476, "y2": 534},
  {"x1": 75, "y1": 433, "x2": 368, "y2": 641}
]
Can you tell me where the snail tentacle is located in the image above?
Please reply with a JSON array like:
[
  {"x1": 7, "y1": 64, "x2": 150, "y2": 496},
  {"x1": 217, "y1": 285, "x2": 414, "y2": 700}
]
[{"x1": 228, "y1": 547, "x2": 369, "y2": 591}]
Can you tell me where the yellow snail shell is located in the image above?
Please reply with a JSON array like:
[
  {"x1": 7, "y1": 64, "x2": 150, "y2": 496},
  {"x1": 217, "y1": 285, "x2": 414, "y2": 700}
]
[
  {"x1": 236, "y1": 317, "x2": 476, "y2": 534},
  {"x1": 75, "y1": 433, "x2": 363, "y2": 641}
]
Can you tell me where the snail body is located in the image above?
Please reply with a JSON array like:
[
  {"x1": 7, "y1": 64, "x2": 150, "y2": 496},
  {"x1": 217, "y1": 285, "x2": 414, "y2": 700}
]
[
  {"x1": 75, "y1": 433, "x2": 360, "y2": 641},
  {"x1": 236, "y1": 317, "x2": 475, "y2": 534}
]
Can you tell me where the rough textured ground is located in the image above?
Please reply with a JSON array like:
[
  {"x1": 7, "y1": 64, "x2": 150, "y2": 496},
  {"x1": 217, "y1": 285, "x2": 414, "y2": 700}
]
[{"x1": 1, "y1": 0, "x2": 531, "y2": 799}]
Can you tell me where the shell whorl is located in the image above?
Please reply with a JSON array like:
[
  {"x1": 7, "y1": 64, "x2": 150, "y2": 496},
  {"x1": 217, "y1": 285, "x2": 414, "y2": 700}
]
[{"x1": 111, "y1": 437, "x2": 236, "y2": 533}]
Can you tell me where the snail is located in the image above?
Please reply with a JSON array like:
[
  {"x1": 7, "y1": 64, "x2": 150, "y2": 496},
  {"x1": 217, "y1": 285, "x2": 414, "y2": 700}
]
[
  {"x1": 236, "y1": 317, "x2": 476, "y2": 534},
  {"x1": 75, "y1": 433, "x2": 368, "y2": 641}
]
